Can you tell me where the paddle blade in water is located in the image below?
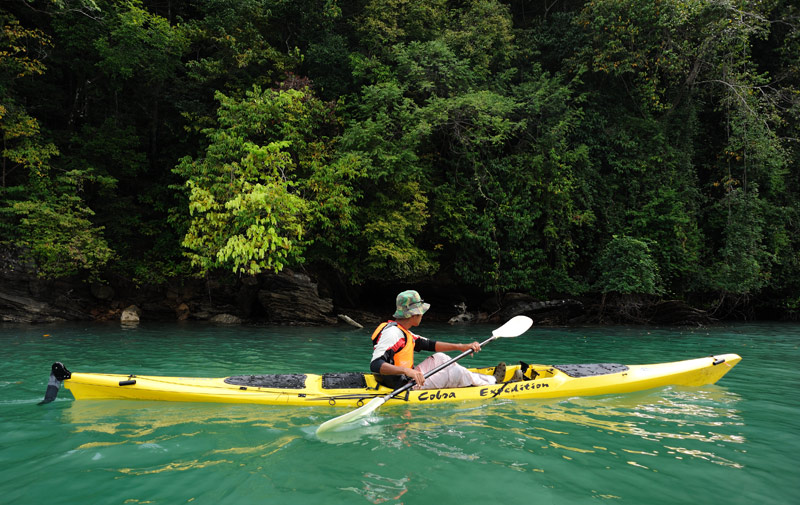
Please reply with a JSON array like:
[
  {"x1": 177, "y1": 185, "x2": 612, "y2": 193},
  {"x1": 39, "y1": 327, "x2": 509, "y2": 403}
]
[{"x1": 316, "y1": 396, "x2": 386, "y2": 436}]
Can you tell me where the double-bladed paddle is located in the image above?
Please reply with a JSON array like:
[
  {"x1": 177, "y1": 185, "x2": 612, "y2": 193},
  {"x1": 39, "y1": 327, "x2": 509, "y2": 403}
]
[{"x1": 316, "y1": 315, "x2": 533, "y2": 436}]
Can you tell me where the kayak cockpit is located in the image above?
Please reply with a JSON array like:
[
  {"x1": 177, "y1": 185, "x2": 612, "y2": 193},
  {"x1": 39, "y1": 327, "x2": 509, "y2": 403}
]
[{"x1": 223, "y1": 372, "x2": 374, "y2": 390}]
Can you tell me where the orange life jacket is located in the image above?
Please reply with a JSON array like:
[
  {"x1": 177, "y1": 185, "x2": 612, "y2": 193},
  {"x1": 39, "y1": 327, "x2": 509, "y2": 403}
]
[{"x1": 371, "y1": 321, "x2": 415, "y2": 369}]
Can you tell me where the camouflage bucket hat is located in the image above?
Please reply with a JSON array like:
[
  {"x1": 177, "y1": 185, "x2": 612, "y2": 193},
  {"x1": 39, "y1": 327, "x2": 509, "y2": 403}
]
[{"x1": 393, "y1": 290, "x2": 430, "y2": 318}]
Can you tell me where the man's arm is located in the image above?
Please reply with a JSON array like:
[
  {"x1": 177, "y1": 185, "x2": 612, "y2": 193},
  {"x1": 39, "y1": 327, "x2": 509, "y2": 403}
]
[{"x1": 434, "y1": 341, "x2": 482, "y2": 354}]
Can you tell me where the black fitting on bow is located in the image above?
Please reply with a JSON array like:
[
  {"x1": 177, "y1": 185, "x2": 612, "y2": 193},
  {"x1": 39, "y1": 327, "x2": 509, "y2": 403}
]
[
  {"x1": 39, "y1": 362, "x2": 72, "y2": 405},
  {"x1": 52, "y1": 362, "x2": 72, "y2": 381}
]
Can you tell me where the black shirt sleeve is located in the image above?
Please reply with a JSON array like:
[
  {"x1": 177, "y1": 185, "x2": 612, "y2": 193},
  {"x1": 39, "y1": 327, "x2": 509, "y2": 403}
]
[
  {"x1": 370, "y1": 356, "x2": 388, "y2": 374},
  {"x1": 414, "y1": 337, "x2": 437, "y2": 352}
]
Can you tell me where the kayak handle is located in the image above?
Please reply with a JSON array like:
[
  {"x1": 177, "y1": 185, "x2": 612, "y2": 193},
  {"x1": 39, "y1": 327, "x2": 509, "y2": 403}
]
[
  {"x1": 712, "y1": 357, "x2": 725, "y2": 366},
  {"x1": 119, "y1": 379, "x2": 137, "y2": 386}
]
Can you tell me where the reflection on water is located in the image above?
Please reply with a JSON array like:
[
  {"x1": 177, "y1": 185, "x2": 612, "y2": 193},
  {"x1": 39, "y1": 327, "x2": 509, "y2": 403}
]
[
  {"x1": 341, "y1": 472, "x2": 409, "y2": 504},
  {"x1": 65, "y1": 401, "x2": 288, "y2": 436},
  {"x1": 62, "y1": 381, "x2": 746, "y2": 477},
  {"x1": 210, "y1": 436, "x2": 296, "y2": 457},
  {"x1": 62, "y1": 400, "x2": 311, "y2": 477},
  {"x1": 116, "y1": 458, "x2": 232, "y2": 476},
  {"x1": 354, "y1": 384, "x2": 746, "y2": 473}
]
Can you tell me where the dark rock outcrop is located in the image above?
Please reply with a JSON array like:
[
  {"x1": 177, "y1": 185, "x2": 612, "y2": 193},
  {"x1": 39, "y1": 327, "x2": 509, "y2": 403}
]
[
  {"x1": 0, "y1": 249, "x2": 92, "y2": 323},
  {"x1": 0, "y1": 289, "x2": 88, "y2": 323},
  {"x1": 495, "y1": 293, "x2": 585, "y2": 324},
  {"x1": 647, "y1": 300, "x2": 713, "y2": 326},
  {"x1": 577, "y1": 295, "x2": 714, "y2": 326},
  {"x1": 257, "y1": 269, "x2": 337, "y2": 325},
  {"x1": 0, "y1": 247, "x2": 718, "y2": 327}
]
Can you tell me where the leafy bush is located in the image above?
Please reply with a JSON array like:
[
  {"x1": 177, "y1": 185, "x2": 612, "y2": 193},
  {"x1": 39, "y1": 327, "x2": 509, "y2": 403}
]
[{"x1": 595, "y1": 236, "x2": 662, "y2": 295}]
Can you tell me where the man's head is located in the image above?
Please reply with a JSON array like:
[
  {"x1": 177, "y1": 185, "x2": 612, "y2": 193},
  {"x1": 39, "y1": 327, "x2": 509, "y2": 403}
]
[{"x1": 393, "y1": 290, "x2": 430, "y2": 319}]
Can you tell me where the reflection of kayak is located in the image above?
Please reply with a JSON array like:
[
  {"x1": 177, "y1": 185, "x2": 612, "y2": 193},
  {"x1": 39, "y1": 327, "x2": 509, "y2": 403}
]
[{"x1": 54, "y1": 354, "x2": 741, "y2": 407}]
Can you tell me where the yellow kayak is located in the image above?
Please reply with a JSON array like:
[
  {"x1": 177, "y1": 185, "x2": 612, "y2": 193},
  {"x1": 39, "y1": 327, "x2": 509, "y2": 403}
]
[{"x1": 54, "y1": 353, "x2": 741, "y2": 407}]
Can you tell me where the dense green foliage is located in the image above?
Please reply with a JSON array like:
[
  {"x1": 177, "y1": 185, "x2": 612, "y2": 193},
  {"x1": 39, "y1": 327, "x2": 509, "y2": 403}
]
[
  {"x1": 2, "y1": 0, "x2": 798, "y2": 313},
  {"x1": 595, "y1": 236, "x2": 662, "y2": 296}
]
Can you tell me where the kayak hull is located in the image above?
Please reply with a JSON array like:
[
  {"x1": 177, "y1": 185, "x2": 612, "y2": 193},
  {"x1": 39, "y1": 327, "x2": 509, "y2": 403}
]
[{"x1": 63, "y1": 353, "x2": 741, "y2": 407}]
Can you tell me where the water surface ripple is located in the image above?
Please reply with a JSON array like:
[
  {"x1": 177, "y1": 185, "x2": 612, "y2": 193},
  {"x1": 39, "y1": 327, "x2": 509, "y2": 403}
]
[{"x1": 1, "y1": 321, "x2": 798, "y2": 504}]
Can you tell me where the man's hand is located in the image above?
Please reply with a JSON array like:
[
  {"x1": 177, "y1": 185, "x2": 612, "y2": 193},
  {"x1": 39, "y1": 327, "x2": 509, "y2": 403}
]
[
  {"x1": 405, "y1": 368, "x2": 425, "y2": 386},
  {"x1": 462, "y1": 341, "x2": 481, "y2": 354}
]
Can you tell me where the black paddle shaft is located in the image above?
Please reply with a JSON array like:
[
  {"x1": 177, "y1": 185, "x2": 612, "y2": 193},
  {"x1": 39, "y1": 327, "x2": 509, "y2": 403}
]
[{"x1": 384, "y1": 335, "x2": 496, "y2": 401}]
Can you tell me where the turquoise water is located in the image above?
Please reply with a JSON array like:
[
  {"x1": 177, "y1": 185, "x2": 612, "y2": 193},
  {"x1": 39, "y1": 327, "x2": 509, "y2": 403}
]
[{"x1": 1, "y1": 321, "x2": 798, "y2": 504}]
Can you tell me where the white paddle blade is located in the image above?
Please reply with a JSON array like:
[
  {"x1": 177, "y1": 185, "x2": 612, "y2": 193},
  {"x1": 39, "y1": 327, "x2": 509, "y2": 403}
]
[
  {"x1": 316, "y1": 396, "x2": 386, "y2": 436},
  {"x1": 492, "y1": 315, "x2": 533, "y2": 338}
]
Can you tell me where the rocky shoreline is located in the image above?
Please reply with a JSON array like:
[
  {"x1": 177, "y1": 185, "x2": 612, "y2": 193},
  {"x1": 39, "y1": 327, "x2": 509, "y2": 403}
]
[
  {"x1": 2, "y1": 248, "x2": 724, "y2": 327},
  {"x1": 9, "y1": 245, "x2": 787, "y2": 327}
]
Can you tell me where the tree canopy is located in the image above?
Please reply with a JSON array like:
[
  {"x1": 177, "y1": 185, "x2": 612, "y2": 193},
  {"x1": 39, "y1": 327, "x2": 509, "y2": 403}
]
[{"x1": 2, "y1": 0, "x2": 798, "y2": 315}]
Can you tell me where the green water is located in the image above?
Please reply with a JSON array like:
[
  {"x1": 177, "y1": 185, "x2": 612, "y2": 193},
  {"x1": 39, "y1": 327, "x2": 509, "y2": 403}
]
[{"x1": 1, "y1": 321, "x2": 798, "y2": 504}]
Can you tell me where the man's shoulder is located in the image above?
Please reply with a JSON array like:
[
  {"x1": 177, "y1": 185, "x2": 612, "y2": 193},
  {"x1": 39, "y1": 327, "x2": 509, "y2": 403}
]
[{"x1": 380, "y1": 324, "x2": 404, "y2": 339}]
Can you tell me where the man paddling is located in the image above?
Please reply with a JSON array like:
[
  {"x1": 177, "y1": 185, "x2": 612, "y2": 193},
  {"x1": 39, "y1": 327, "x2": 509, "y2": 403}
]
[{"x1": 370, "y1": 290, "x2": 521, "y2": 389}]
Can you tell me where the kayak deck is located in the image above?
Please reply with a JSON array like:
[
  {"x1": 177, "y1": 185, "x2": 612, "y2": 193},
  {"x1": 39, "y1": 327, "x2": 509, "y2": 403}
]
[{"x1": 63, "y1": 353, "x2": 741, "y2": 407}]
